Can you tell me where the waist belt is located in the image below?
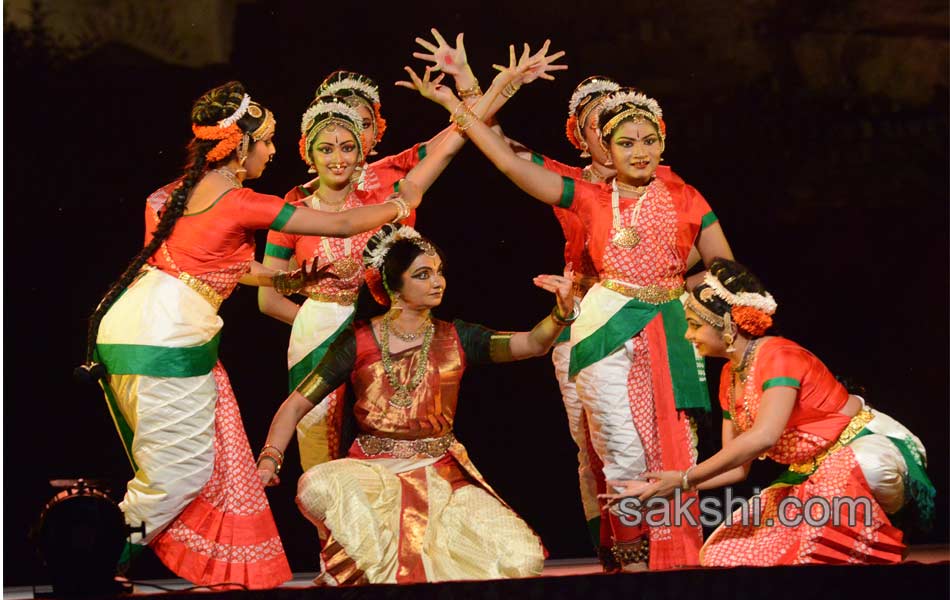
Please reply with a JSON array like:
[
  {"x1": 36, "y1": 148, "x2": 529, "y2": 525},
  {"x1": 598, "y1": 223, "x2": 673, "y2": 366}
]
[
  {"x1": 307, "y1": 289, "x2": 358, "y2": 306},
  {"x1": 356, "y1": 432, "x2": 455, "y2": 459},
  {"x1": 601, "y1": 280, "x2": 684, "y2": 304},
  {"x1": 788, "y1": 409, "x2": 874, "y2": 476}
]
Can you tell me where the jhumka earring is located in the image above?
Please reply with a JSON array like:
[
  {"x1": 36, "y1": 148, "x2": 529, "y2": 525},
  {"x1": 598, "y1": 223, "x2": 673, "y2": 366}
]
[{"x1": 723, "y1": 312, "x2": 736, "y2": 353}]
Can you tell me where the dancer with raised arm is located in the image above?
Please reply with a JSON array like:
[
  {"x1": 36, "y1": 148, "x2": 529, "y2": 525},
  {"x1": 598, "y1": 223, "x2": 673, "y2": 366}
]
[
  {"x1": 82, "y1": 81, "x2": 420, "y2": 588},
  {"x1": 411, "y1": 62, "x2": 734, "y2": 569},
  {"x1": 257, "y1": 225, "x2": 579, "y2": 585}
]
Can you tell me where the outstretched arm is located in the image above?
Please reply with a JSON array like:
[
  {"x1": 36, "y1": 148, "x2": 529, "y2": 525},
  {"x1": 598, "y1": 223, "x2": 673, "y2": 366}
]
[{"x1": 404, "y1": 43, "x2": 570, "y2": 206}]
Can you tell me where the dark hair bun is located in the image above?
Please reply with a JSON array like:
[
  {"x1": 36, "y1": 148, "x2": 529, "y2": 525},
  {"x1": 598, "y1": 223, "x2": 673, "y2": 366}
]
[{"x1": 191, "y1": 81, "x2": 247, "y2": 126}]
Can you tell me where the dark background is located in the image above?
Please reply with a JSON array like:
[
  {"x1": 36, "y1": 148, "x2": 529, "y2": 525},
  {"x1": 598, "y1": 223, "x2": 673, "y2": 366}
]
[{"x1": 5, "y1": 0, "x2": 948, "y2": 586}]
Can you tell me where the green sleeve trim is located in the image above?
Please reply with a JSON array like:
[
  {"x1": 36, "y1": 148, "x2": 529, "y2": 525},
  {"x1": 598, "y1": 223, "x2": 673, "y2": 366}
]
[
  {"x1": 453, "y1": 319, "x2": 494, "y2": 366},
  {"x1": 530, "y1": 152, "x2": 545, "y2": 166},
  {"x1": 417, "y1": 144, "x2": 427, "y2": 160},
  {"x1": 700, "y1": 211, "x2": 718, "y2": 229},
  {"x1": 762, "y1": 376, "x2": 801, "y2": 391},
  {"x1": 394, "y1": 179, "x2": 401, "y2": 193},
  {"x1": 722, "y1": 410, "x2": 732, "y2": 420},
  {"x1": 270, "y1": 203, "x2": 296, "y2": 231},
  {"x1": 96, "y1": 332, "x2": 221, "y2": 377},
  {"x1": 558, "y1": 176, "x2": 575, "y2": 209},
  {"x1": 264, "y1": 242, "x2": 294, "y2": 260}
]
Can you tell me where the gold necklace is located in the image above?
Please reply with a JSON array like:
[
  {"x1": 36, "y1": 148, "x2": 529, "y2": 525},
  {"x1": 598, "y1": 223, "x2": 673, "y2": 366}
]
[
  {"x1": 379, "y1": 313, "x2": 435, "y2": 408},
  {"x1": 389, "y1": 315, "x2": 432, "y2": 342},
  {"x1": 610, "y1": 179, "x2": 649, "y2": 248},
  {"x1": 615, "y1": 179, "x2": 650, "y2": 196},
  {"x1": 212, "y1": 167, "x2": 242, "y2": 189},
  {"x1": 729, "y1": 338, "x2": 762, "y2": 432}
]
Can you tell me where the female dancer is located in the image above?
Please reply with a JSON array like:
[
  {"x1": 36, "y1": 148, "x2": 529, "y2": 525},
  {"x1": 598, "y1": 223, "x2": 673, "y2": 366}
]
[
  {"x1": 262, "y1": 38, "x2": 567, "y2": 472},
  {"x1": 84, "y1": 81, "x2": 420, "y2": 588},
  {"x1": 412, "y1": 77, "x2": 733, "y2": 569},
  {"x1": 257, "y1": 224, "x2": 578, "y2": 584},
  {"x1": 259, "y1": 92, "x2": 467, "y2": 471},
  {"x1": 604, "y1": 258, "x2": 934, "y2": 566},
  {"x1": 284, "y1": 64, "x2": 476, "y2": 204}
]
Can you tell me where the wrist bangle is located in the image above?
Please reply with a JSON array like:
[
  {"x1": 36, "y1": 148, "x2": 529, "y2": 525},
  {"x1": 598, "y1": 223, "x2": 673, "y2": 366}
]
[
  {"x1": 501, "y1": 81, "x2": 521, "y2": 98},
  {"x1": 456, "y1": 80, "x2": 482, "y2": 99},
  {"x1": 681, "y1": 467, "x2": 694, "y2": 491},
  {"x1": 257, "y1": 455, "x2": 281, "y2": 474},
  {"x1": 551, "y1": 303, "x2": 580, "y2": 326},
  {"x1": 386, "y1": 197, "x2": 410, "y2": 222},
  {"x1": 450, "y1": 102, "x2": 479, "y2": 132}
]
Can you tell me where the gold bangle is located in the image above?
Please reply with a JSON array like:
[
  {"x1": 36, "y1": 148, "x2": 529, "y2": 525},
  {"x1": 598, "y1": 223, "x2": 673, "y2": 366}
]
[
  {"x1": 450, "y1": 102, "x2": 479, "y2": 132},
  {"x1": 501, "y1": 81, "x2": 521, "y2": 98},
  {"x1": 456, "y1": 81, "x2": 482, "y2": 99},
  {"x1": 261, "y1": 444, "x2": 285, "y2": 462},
  {"x1": 386, "y1": 197, "x2": 410, "y2": 222}
]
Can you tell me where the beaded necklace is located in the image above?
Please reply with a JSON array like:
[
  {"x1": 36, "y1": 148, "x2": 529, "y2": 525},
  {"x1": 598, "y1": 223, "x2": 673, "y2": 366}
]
[
  {"x1": 610, "y1": 179, "x2": 650, "y2": 248},
  {"x1": 729, "y1": 338, "x2": 763, "y2": 433},
  {"x1": 311, "y1": 190, "x2": 361, "y2": 280}
]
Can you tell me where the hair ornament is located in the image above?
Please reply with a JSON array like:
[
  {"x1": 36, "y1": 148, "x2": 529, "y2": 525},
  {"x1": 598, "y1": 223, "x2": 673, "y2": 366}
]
[
  {"x1": 320, "y1": 78, "x2": 381, "y2": 105},
  {"x1": 703, "y1": 271, "x2": 778, "y2": 314},
  {"x1": 568, "y1": 78, "x2": 620, "y2": 117},
  {"x1": 363, "y1": 224, "x2": 435, "y2": 270},
  {"x1": 217, "y1": 94, "x2": 251, "y2": 128},
  {"x1": 599, "y1": 89, "x2": 663, "y2": 122},
  {"x1": 300, "y1": 100, "x2": 363, "y2": 136}
]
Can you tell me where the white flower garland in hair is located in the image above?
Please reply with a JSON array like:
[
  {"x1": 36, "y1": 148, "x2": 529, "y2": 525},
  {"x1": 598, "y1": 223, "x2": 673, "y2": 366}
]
[
  {"x1": 567, "y1": 79, "x2": 620, "y2": 117},
  {"x1": 217, "y1": 94, "x2": 251, "y2": 128},
  {"x1": 364, "y1": 226, "x2": 423, "y2": 269},
  {"x1": 600, "y1": 90, "x2": 663, "y2": 121},
  {"x1": 320, "y1": 78, "x2": 380, "y2": 105},
  {"x1": 300, "y1": 100, "x2": 364, "y2": 135},
  {"x1": 703, "y1": 271, "x2": 778, "y2": 314}
]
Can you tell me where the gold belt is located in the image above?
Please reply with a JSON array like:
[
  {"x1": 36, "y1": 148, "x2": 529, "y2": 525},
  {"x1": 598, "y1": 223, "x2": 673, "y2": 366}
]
[
  {"x1": 307, "y1": 289, "x2": 358, "y2": 306},
  {"x1": 356, "y1": 433, "x2": 455, "y2": 459},
  {"x1": 601, "y1": 280, "x2": 683, "y2": 304},
  {"x1": 788, "y1": 409, "x2": 874, "y2": 475},
  {"x1": 179, "y1": 272, "x2": 223, "y2": 310}
]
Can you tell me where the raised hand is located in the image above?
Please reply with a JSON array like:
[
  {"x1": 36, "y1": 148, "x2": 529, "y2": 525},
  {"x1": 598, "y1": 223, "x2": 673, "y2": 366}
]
[
  {"x1": 532, "y1": 263, "x2": 576, "y2": 318},
  {"x1": 492, "y1": 40, "x2": 568, "y2": 88},
  {"x1": 395, "y1": 65, "x2": 456, "y2": 109},
  {"x1": 413, "y1": 28, "x2": 468, "y2": 76}
]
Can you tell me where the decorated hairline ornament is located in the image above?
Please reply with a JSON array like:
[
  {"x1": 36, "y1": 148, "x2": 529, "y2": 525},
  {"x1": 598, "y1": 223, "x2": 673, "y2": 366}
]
[
  {"x1": 300, "y1": 100, "x2": 364, "y2": 136},
  {"x1": 599, "y1": 89, "x2": 664, "y2": 122},
  {"x1": 702, "y1": 271, "x2": 778, "y2": 314},
  {"x1": 363, "y1": 225, "x2": 436, "y2": 270},
  {"x1": 320, "y1": 78, "x2": 381, "y2": 105},
  {"x1": 568, "y1": 78, "x2": 620, "y2": 117}
]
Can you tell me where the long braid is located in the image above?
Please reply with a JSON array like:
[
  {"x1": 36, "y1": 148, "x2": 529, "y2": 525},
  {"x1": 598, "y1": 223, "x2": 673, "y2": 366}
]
[{"x1": 81, "y1": 81, "x2": 255, "y2": 371}]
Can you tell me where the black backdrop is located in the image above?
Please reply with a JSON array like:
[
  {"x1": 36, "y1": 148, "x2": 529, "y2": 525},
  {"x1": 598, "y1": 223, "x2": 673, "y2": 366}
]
[{"x1": 5, "y1": 0, "x2": 947, "y2": 586}]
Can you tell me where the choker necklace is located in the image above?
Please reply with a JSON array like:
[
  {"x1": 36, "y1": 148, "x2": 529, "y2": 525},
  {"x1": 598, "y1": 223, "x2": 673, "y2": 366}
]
[
  {"x1": 389, "y1": 316, "x2": 431, "y2": 342},
  {"x1": 733, "y1": 338, "x2": 760, "y2": 382},
  {"x1": 213, "y1": 167, "x2": 243, "y2": 189},
  {"x1": 380, "y1": 312, "x2": 435, "y2": 407},
  {"x1": 615, "y1": 178, "x2": 651, "y2": 196}
]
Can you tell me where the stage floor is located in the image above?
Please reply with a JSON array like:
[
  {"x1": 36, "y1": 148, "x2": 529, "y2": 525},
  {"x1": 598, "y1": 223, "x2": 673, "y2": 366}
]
[{"x1": 6, "y1": 546, "x2": 948, "y2": 599}]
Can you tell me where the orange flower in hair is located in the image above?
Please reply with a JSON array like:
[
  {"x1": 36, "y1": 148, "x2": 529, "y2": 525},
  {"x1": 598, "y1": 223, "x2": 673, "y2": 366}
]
[
  {"x1": 732, "y1": 306, "x2": 772, "y2": 336},
  {"x1": 363, "y1": 267, "x2": 390, "y2": 306},
  {"x1": 192, "y1": 123, "x2": 244, "y2": 162},
  {"x1": 374, "y1": 104, "x2": 387, "y2": 143},
  {"x1": 565, "y1": 115, "x2": 582, "y2": 150},
  {"x1": 298, "y1": 134, "x2": 309, "y2": 164}
]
